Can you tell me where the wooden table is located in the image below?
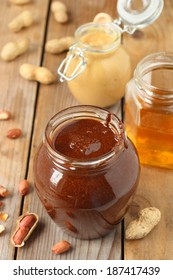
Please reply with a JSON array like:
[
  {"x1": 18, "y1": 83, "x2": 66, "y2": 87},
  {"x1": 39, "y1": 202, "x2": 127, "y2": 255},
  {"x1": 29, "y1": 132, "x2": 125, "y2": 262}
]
[{"x1": 0, "y1": 0, "x2": 173, "y2": 260}]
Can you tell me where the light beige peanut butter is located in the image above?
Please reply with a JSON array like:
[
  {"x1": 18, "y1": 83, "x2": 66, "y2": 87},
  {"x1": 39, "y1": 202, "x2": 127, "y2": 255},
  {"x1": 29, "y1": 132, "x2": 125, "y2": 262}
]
[
  {"x1": 80, "y1": 31, "x2": 116, "y2": 49},
  {"x1": 67, "y1": 29, "x2": 131, "y2": 107}
]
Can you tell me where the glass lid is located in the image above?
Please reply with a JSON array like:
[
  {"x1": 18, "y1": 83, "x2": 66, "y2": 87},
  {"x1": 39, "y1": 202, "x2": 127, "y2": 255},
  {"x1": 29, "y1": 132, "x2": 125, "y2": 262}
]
[{"x1": 117, "y1": 0, "x2": 164, "y2": 29}]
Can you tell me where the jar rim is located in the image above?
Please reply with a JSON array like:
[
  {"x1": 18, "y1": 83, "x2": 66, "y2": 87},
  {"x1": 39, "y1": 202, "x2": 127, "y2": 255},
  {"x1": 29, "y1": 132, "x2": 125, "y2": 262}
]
[
  {"x1": 135, "y1": 52, "x2": 173, "y2": 102},
  {"x1": 44, "y1": 105, "x2": 126, "y2": 169},
  {"x1": 74, "y1": 22, "x2": 121, "y2": 53}
]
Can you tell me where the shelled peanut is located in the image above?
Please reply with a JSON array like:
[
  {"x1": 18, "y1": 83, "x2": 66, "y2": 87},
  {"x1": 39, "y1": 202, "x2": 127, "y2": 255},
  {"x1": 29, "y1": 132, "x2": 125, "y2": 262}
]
[
  {"x1": 0, "y1": 213, "x2": 8, "y2": 222},
  {"x1": 0, "y1": 186, "x2": 8, "y2": 198},
  {"x1": 10, "y1": 0, "x2": 32, "y2": 4},
  {"x1": 0, "y1": 225, "x2": 5, "y2": 235},
  {"x1": 51, "y1": 1, "x2": 68, "y2": 23},
  {"x1": 0, "y1": 185, "x2": 8, "y2": 224},
  {"x1": 125, "y1": 207, "x2": 161, "y2": 240},
  {"x1": 9, "y1": 10, "x2": 37, "y2": 32},
  {"x1": 0, "y1": 202, "x2": 4, "y2": 209},
  {"x1": 6, "y1": 128, "x2": 22, "y2": 139},
  {"x1": 19, "y1": 63, "x2": 56, "y2": 84},
  {"x1": 1, "y1": 38, "x2": 30, "y2": 62},
  {"x1": 45, "y1": 37, "x2": 75, "y2": 54},
  {"x1": 0, "y1": 111, "x2": 11, "y2": 120},
  {"x1": 52, "y1": 240, "x2": 71, "y2": 254},
  {"x1": 11, "y1": 213, "x2": 39, "y2": 247},
  {"x1": 18, "y1": 179, "x2": 30, "y2": 196}
]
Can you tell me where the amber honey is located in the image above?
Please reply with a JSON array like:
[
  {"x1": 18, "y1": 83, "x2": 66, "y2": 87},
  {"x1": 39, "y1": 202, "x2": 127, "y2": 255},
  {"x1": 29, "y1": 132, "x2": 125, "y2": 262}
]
[{"x1": 125, "y1": 53, "x2": 173, "y2": 169}]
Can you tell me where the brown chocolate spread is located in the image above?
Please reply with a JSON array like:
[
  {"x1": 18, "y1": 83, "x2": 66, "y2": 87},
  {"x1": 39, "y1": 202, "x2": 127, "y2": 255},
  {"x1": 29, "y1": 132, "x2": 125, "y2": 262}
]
[{"x1": 53, "y1": 118, "x2": 119, "y2": 159}]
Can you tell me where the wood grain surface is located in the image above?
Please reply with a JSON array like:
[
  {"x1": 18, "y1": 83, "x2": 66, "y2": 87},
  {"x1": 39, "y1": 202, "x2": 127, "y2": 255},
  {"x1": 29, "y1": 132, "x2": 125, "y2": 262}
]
[
  {"x1": 0, "y1": 0, "x2": 173, "y2": 260},
  {"x1": 123, "y1": 0, "x2": 173, "y2": 260},
  {"x1": 0, "y1": 0, "x2": 50, "y2": 260}
]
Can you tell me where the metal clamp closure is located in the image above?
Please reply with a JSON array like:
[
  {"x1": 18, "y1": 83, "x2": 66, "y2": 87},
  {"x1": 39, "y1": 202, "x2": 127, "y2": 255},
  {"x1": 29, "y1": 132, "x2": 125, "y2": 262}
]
[
  {"x1": 113, "y1": 18, "x2": 136, "y2": 34},
  {"x1": 58, "y1": 44, "x2": 87, "y2": 82}
]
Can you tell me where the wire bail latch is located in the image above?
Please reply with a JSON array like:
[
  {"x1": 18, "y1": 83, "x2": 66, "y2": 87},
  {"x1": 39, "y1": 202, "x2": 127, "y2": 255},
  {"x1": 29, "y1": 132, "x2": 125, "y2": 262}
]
[{"x1": 58, "y1": 44, "x2": 87, "y2": 82}]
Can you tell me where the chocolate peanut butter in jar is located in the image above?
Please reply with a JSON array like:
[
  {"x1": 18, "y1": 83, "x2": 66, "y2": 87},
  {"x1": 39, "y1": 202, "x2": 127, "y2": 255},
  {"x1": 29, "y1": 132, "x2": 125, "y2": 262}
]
[
  {"x1": 33, "y1": 106, "x2": 140, "y2": 239},
  {"x1": 58, "y1": 0, "x2": 164, "y2": 107},
  {"x1": 125, "y1": 52, "x2": 173, "y2": 169}
]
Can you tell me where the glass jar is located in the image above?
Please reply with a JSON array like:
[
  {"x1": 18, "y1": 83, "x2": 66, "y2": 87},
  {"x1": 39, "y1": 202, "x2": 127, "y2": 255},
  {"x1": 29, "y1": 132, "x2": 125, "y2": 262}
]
[
  {"x1": 59, "y1": 23, "x2": 131, "y2": 107},
  {"x1": 33, "y1": 105, "x2": 140, "y2": 239},
  {"x1": 58, "y1": 0, "x2": 164, "y2": 107},
  {"x1": 124, "y1": 52, "x2": 173, "y2": 169}
]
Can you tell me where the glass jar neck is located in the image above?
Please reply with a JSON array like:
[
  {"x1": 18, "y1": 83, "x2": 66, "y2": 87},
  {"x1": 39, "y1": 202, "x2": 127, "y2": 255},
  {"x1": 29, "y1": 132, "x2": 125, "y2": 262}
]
[
  {"x1": 44, "y1": 105, "x2": 127, "y2": 171},
  {"x1": 58, "y1": 23, "x2": 121, "y2": 82},
  {"x1": 74, "y1": 22, "x2": 121, "y2": 53},
  {"x1": 134, "y1": 52, "x2": 173, "y2": 105}
]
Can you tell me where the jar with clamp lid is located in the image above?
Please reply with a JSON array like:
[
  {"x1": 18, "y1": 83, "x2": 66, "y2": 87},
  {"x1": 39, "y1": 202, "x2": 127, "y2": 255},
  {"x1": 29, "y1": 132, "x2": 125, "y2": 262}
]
[
  {"x1": 58, "y1": 0, "x2": 164, "y2": 108},
  {"x1": 124, "y1": 52, "x2": 173, "y2": 169}
]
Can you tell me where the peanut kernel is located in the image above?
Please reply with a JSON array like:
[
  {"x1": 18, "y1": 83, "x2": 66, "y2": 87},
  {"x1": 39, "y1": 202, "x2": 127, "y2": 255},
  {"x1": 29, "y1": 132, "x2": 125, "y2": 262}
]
[
  {"x1": 0, "y1": 212, "x2": 8, "y2": 222},
  {"x1": 0, "y1": 186, "x2": 8, "y2": 198},
  {"x1": 18, "y1": 179, "x2": 30, "y2": 195}
]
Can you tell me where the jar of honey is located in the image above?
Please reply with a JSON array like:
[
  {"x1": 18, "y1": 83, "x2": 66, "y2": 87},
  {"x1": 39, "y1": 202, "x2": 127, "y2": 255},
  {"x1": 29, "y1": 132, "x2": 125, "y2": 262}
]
[
  {"x1": 58, "y1": 0, "x2": 164, "y2": 107},
  {"x1": 33, "y1": 106, "x2": 140, "y2": 239},
  {"x1": 124, "y1": 52, "x2": 173, "y2": 169}
]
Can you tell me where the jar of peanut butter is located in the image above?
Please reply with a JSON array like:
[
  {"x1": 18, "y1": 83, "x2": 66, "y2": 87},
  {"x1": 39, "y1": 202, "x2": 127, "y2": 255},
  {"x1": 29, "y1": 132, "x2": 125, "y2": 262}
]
[
  {"x1": 124, "y1": 52, "x2": 173, "y2": 169},
  {"x1": 58, "y1": 0, "x2": 164, "y2": 107},
  {"x1": 33, "y1": 105, "x2": 140, "y2": 239}
]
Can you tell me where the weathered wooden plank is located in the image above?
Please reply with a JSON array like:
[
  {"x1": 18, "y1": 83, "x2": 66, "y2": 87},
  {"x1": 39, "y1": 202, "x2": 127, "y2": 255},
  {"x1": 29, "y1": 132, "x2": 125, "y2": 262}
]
[
  {"x1": 125, "y1": 166, "x2": 173, "y2": 260},
  {"x1": 123, "y1": 0, "x2": 173, "y2": 260},
  {"x1": 0, "y1": 0, "x2": 50, "y2": 260},
  {"x1": 2, "y1": 0, "x2": 172, "y2": 261},
  {"x1": 17, "y1": 0, "x2": 122, "y2": 260}
]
